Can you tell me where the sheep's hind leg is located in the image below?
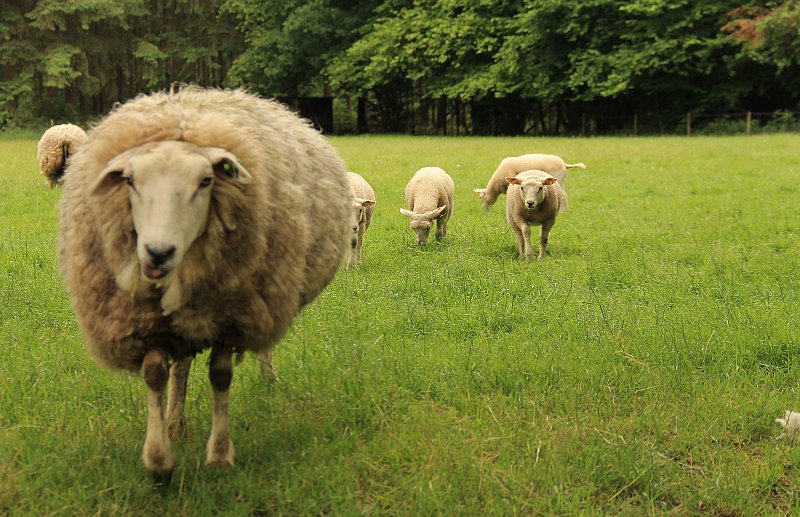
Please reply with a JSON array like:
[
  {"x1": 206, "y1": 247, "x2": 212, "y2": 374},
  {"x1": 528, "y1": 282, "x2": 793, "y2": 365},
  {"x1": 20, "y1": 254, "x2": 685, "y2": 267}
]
[
  {"x1": 207, "y1": 349, "x2": 235, "y2": 468},
  {"x1": 141, "y1": 349, "x2": 175, "y2": 481},
  {"x1": 166, "y1": 357, "x2": 192, "y2": 439}
]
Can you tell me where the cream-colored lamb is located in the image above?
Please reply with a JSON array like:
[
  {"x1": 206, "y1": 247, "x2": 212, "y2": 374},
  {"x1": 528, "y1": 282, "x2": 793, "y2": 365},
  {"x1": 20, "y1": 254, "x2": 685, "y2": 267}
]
[
  {"x1": 346, "y1": 172, "x2": 376, "y2": 268},
  {"x1": 400, "y1": 167, "x2": 454, "y2": 245},
  {"x1": 505, "y1": 169, "x2": 568, "y2": 259},
  {"x1": 37, "y1": 123, "x2": 87, "y2": 187},
  {"x1": 474, "y1": 153, "x2": 584, "y2": 209}
]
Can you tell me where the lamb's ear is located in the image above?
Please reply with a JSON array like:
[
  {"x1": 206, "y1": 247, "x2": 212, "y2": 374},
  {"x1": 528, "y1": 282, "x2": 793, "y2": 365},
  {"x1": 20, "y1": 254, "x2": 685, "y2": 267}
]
[
  {"x1": 473, "y1": 188, "x2": 486, "y2": 195},
  {"x1": 505, "y1": 177, "x2": 521, "y2": 185},
  {"x1": 203, "y1": 147, "x2": 252, "y2": 184},
  {"x1": 543, "y1": 177, "x2": 557, "y2": 185},
  {"x1": 90, "y1": 150, "x2": 137, "y2": 197},
  {"x1": 399, "y1": 208, "x2": 415, "y2": 218},
  {"x1": 426, "y1": 205, "x2": 446, "y2": 219},
  {"x1": 360, "y1": 199, "x2": 376, "y2": 207}
]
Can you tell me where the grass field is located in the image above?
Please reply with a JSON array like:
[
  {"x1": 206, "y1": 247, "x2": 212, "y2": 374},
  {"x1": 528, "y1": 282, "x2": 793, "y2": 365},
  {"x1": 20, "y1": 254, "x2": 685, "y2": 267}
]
[{"x1": 1, "y1": 133, "x2": 799, "y2": 515}]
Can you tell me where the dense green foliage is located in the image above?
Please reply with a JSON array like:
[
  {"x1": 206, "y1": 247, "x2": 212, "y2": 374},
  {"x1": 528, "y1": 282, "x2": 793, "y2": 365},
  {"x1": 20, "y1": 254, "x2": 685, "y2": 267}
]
[
  {"x1": 2, "y1": 135, "x2": 800, "y2": 514},
  {"x1": 2, "y1": 0, "x2": 800, "y2": 133}
]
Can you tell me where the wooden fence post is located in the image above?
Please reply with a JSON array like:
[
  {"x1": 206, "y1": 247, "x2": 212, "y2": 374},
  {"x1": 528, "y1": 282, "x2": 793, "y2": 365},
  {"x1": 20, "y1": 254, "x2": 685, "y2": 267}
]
[
  {"x1": 633, "y1": 113, "x2": 638, "y2": 136},
  {"x1": 746, "y1": 111, "x2": 752, "y2": 135},
  {"x1": 686, "y1": 112, "x2": 691, "y2": 137}
]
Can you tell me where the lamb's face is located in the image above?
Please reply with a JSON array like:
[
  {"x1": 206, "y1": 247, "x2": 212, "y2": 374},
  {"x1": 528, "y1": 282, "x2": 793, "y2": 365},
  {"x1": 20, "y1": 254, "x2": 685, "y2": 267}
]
[
  {"x1": 507, "y1": 175, "x2": 557, "y2": 211},
  {"x1": 350, "y1": 201, "x2": 363, "y2": 247},
  {"x1": 92, "y1": 141, "x2": 252, "y2": 284},
  {"x1": 399, "y1": 206, "x2": 445, "y2": 245}
]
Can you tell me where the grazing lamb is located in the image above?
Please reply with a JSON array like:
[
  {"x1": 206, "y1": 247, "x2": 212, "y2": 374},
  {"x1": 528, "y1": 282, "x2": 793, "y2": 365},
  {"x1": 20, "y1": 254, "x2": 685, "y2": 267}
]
[
  {"x1": 399, "y1": 166, "x2": 454, "y2": 245},
  {"x1": 505, "y1": 169, "x2": 568, "y2": 260},
  {"x1": 473, "y1": 153, "x2": 585, "y2": 209},
  {"x1": 58, "y1": 86, "x2": 352, "y2": 479},
  {"x1": 37, "y1": 123, "x2": 87, "y2": 187},
  {"x1": 346, "y1": 172, "x2": 377, "y2": 268}
]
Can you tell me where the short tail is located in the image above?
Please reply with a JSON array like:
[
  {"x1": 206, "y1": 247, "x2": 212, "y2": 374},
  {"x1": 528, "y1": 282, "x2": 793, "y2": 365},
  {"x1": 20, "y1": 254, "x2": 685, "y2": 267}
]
[{"x1": 565, "y1": 162, "x2": 586, "y2": 169}]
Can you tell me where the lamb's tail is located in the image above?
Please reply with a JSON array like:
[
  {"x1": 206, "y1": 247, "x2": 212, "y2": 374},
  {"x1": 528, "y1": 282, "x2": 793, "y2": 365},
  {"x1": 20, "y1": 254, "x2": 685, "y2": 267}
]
[{"x1": 565, "y1": 162, "x2": 586, "y2": 169}]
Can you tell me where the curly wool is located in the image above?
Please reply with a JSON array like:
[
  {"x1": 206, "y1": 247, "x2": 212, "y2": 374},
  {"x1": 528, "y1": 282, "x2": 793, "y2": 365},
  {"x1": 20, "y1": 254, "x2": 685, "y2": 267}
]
[
  {"x1": 59, "y1": 87, "x2": 351, "y2": 371},
  {"x1": 37, "y1": 124, "x2": 87, "y2": 187}
]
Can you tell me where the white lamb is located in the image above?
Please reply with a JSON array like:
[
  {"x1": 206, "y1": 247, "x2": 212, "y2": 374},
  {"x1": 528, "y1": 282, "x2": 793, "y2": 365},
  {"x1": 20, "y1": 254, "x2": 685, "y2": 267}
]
[
  {"x1": 400, "y1": 166, "x2": 454, "y2": 245},
  {"x1": 474, "y1": 153, "x2": 585, "y2": 209},
  {"x1": 505, "y1": 169, "x2": 568, "y2": 260},
  {"x1": 346, "y1": 172, "x2": 376, "y2": 268}
]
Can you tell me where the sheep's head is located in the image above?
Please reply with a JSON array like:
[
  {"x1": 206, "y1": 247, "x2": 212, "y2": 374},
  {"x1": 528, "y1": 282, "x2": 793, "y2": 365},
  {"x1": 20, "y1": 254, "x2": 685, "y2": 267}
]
[
  {"x1": 472, "y1": 188, "x2": 493, "y2": 210},
  {"x1": 399, "y1": 206, "x2": 445, "y2": 245},
  {"x1": 90, "y1": 141, "x2": 252, "y2": 284},
  {"x1": 506, "y1": 175, "x2": 556, "y2": 211},
  {"x1": 350, "y1": 197, "x2": 375, "y2": 247}
]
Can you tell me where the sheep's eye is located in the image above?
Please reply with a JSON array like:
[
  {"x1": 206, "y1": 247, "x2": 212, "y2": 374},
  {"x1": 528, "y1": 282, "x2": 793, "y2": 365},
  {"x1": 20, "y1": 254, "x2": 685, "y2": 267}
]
[
  {"x1": 520, "y1": 186, "x2": 525, "y2": 191},
  {"x1": 538, "y1": 187, "x2": 542, "y2": 192},
  {"x1": 123, "y1": 176, "x2": 135, "y2": 189},
  {"x1": 199, "y1": 177, "x2": 213, "y2": 188}
]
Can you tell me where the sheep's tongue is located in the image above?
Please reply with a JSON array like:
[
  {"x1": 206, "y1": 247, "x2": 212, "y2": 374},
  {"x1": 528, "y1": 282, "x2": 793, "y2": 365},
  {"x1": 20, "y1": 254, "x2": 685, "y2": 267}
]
[{"x1": 142, "y1": 263, "x2": 167, "y2": 280}]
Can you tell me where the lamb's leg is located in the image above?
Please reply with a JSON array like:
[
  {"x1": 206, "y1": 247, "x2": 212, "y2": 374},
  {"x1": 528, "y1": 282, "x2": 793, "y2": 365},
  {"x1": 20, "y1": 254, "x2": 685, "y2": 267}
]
[
  {"x1": 436, "y1": 217, "x2": 447, "y2": 240},
  {"x1": 141, "y1": 348, "x2": 174, "y2": 480},
  {"x1": 512, "y1": 225, "x2": 525, "y2": 257},
  {"x1": 354, "y1": 224, "x2": 365, "y2": 265},
  {"x1": 258, "y1": 349, "x2": 279, "y2": 383},
  {"x1": 521, "y1": 224, "x2": 534, "y2": 259},
  {"x1": 538, "y1": 220, "x2": 554, "y2": 260},
  {"x1": 166, "y1": 357, "x2": 192, "y2": 439},
  {"x1": 207, "y1": 349, "x2": 235, "y2": 468}
]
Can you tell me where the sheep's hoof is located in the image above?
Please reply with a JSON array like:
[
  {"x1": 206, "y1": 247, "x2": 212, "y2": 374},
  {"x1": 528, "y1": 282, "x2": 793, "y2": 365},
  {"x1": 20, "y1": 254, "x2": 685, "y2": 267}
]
[
  {"x1": 207, "y1": 437, "x2": 235, "y2": 468},
  {"x1": 151, "y1": 469, "x2": 173, "y2": 488}
]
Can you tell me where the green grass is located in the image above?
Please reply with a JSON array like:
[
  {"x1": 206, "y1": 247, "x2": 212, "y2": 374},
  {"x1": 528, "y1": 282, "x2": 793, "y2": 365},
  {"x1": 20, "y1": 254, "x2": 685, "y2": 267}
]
[{"x1": 2, "y1": 134, "x2": 800, "y2": 515}]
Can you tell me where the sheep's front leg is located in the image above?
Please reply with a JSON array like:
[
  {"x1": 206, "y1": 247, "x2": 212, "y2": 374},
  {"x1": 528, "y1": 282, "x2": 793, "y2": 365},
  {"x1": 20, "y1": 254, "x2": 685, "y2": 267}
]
[
  {"x1": 436, "y1": 215, "x2": 447, "y2": 240},
  {"x1": 521, "y1": 224, "x2": 534, "y2": 259},
  {"x1": 166, "y1": 357, "x2": 192, "y2": 439},
  {"x1": 538, "y1": 219, "x2": 554, "y2": 260},
  {"x1": 354, "y1": 224, "x2": 365, "y2": 265},
  {"x1": 207, "y1": 349, "x2": 235, "y2": 468},
  {"x1": 141, "y1": 349, "x2": 175, "y2": 479}
]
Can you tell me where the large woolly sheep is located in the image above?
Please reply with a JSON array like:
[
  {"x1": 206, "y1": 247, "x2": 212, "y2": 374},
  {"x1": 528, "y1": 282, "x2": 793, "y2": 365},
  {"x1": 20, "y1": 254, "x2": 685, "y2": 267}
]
[
  {"x1": 58, "y1": 86, "x2": 352, "y2": 479},
  {"x1": 346, "y1": 172, "x2": 377, "y2": 268},
  {"x1": 399, "y1": 166, "x2": 454, "y2": 245},
  {"x1": 473, "y1": 153, "x2": 585, "y2": 210},
  {"x1": 505, "y1": 169, "x2": 568, "y2": 260},
  {"x1": 37, "y1": 123, "x2": 87, "y2": 187}
]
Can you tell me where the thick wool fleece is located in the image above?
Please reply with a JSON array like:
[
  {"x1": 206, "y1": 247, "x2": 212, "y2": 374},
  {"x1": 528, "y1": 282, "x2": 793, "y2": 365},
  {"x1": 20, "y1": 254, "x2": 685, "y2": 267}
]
[
  {"x1": 59, "y1": 87, "x2": 351, "y2": 371},
  {"x1": 404, "y1": 167, "x2": 455, "y2": 217},
  {"x1": 505, "y1": 169, "x2": 568, "y2": 227},
  {"x1": 37, "y1": 124, "x2": 88, "y2": 187}
]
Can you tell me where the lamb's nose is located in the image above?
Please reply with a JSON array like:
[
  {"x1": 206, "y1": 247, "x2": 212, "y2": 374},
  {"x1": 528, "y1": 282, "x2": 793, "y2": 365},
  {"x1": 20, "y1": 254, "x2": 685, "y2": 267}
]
[
  {"x1": 145, "y1": 244, "x2": 176, "y2": 266},
  {"x1": 526, "y1": 202, "x2": 535, "y2": 208}
]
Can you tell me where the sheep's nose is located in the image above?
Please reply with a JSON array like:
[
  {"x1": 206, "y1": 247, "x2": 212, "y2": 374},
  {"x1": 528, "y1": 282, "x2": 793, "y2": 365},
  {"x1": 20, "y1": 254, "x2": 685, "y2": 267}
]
[
  {"x1": 145, "y1": 244, "x2": 176, "y2": 266},
  {"x1": 526, "y1": 201, "x2": 535, "y2": 209}
]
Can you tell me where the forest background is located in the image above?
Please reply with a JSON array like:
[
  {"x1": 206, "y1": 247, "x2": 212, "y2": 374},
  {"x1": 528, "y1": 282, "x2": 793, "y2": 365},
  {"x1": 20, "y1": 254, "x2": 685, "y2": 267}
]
[{"x1": 2, "y1": 0, "x2": 800, "y2": 135}]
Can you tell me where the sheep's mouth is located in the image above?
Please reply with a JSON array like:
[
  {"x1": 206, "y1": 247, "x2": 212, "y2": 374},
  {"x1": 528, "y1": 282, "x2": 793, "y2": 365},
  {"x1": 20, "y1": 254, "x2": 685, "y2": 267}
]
[{"x1": 141, "y1": 262, "x2": 171, "y2": 281}]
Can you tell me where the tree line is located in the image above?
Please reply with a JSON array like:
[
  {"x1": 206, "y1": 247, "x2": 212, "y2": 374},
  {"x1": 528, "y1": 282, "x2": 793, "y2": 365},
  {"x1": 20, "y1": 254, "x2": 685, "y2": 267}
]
[{"x1": 2, "y1": 0, "x2": 799, "y2": 135}]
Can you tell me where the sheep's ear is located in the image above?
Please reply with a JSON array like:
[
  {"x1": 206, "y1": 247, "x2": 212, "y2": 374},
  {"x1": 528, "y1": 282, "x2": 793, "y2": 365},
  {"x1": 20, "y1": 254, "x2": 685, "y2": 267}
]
[
  {"x1": 505, "y1": 177, "x2": 521, "y2": 185},
  {"x1": 361, "y1": 199, "x2": 376, "y2": 207},
  {"x1": 473, "y1": 188, "x2": 486, "y2": 195},
  {"x1": 399, "y1": 208, "x2": 414, "y2": 218},
  {"x1": 426, "y1": 205, "x2": 446, "y2": 219},
  {"x1": 90, "y1": 151, "x2": 135, "y2": 196},
  {"x1": 543, "y1": 177, "x2": 557, "y2": 185},
  {"x1": 203, "y1": 147, "x2": 252, "y2": 184}
]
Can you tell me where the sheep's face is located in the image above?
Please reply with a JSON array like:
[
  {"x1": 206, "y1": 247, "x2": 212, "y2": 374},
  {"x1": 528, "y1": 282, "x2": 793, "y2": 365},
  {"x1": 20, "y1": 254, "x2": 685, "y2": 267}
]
[
  {"x1": 350, "y1": 197, "x2": 376, "y2": 247},
  {"x1": 400, "y1": 206, "x2": 445, "y2": 245},
  {"x1": 91, "y1": 141, "x2": 252, "y2": 284},
  {"x1": 507, "y1": 175, "x2": 557, "y2": 211}
]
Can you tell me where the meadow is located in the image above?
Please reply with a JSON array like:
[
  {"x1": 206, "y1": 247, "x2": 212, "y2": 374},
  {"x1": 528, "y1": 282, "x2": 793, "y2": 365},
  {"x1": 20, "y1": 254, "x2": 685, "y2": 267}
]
[{"x1": 1, "y1": 133, "x2": 799, "y2": 515}]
